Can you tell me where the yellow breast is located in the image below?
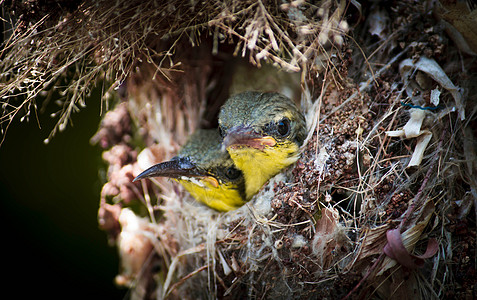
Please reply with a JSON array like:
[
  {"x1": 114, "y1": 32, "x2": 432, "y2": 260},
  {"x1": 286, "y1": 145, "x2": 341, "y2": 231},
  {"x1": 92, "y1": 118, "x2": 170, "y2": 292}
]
[
  {"x1": 177, "y1": 178, "x2": 246, "y2": 212},
  {"x1": 228, "y1": 142, "x2": 300, "y2": 199}
]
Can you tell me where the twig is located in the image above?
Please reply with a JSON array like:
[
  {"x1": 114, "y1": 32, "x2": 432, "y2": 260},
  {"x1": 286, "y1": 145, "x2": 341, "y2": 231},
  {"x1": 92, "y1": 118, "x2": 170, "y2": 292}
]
[
  {"x1": 341, "y1": 253, "x2": 385, "y2": 300},
  {"x1": 165, "y1": 265, "x2": 209, "y2": 299},
  {"x1": 400, "y1": 129, "x2": 446, "y2": 231}
]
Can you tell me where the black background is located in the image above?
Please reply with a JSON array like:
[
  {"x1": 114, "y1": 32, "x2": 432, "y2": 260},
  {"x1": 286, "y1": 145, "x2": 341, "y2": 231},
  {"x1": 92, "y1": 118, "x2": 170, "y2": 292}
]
[{"x1": 0, "y1": 94, "x2": 127, "y2": 299}]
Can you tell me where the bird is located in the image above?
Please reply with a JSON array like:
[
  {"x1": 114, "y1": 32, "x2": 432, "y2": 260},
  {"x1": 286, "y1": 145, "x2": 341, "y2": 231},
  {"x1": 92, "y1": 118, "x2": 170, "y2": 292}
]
[
  {"x1": 218, "y1": 91, "x2": 306, "y2": 199},
  {"x1": 133, "y1": 129, "x2": 246, "y2": 212}
]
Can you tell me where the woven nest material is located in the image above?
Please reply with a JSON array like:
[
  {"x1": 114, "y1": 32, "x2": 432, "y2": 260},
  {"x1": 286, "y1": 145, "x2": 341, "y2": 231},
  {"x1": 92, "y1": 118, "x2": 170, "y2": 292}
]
[{"x1": 2, "y1": 0, "x2": 476, "y2": 299}]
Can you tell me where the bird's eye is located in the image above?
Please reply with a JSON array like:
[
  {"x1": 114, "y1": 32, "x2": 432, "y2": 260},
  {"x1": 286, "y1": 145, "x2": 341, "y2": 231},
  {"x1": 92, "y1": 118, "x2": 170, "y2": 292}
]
[
  {"x1": 224, "y1": 166, "x2": 241, "y2": 180},
  {"x1": 276, "y1": 118, "x2": 290, "y2": 137}
]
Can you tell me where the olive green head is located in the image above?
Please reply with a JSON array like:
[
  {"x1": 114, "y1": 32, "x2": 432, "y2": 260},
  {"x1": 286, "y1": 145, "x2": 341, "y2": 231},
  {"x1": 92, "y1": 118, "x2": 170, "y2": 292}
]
[
  {"x1": 176, "y1": 129, "x2": 244, "y2": 189},
  {"x1": 218, "y1": 91, "x2": 306, "y2": 148}
]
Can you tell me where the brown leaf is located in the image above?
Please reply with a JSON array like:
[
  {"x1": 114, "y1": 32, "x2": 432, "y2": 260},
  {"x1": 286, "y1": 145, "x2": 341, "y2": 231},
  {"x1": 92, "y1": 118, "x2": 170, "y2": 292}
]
[{"x1": 383, "y1": 228, "x2": 438, "y2": 269}]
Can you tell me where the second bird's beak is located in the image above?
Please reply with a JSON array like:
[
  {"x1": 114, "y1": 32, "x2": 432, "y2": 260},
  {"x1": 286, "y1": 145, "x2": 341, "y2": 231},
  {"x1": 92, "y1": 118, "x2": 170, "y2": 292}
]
[
  {"x1": 134, "y1": 157, "x2": 203, "y2": 182},
  {"x1": 133, "y1": 157, "x2": 220, "y2": 188},
  {"x1": 223, "y1": 126, "x2": 276, "y2": 151}
]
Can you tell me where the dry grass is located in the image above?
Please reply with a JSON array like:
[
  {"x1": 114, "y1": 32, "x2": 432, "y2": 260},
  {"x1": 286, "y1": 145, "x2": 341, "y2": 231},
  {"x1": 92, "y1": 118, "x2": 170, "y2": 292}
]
[{"x1": 0, "y1": 0, "x2": 349, "y2": 144}]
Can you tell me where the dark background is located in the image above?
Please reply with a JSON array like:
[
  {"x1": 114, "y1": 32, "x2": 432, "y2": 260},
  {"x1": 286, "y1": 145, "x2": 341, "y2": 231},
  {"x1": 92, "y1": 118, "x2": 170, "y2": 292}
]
[{"x1": 0, "y1": 93, "x2": 127, "y2": 299}]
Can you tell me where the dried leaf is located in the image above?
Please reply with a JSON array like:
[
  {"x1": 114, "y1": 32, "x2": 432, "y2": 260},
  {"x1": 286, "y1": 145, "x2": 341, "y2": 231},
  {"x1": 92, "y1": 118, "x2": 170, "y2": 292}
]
[
  {"x1": 385, "y1": 109, "x2": 433, "y2": 167},
  {"x1": 377, "y1": 200, "x2": 435, "y2": 275},
  {"x1": 348, "y1": 224, "x2": 389, "y2": 270},
  {"x1": 399, "y1": 57, "x2": 465, "y2": 120},
  {"x1": 383, "y1": 228, "x2": 438, "y2": 269},
  {"x1": 402, "y1": 109, "x2": 425, "y2": 138},
  {"x1": 437, "y1": 2, "x2": 477, "y2": 55},
  {"x1": 312, "y1": 206, "x2": 347, "y2": 269},
  {"x1": 440, "y1": 19, "x2": 477, "y2": 56},
  {"x1": 408, "y1": 130, "x2": 432, "y2": 167}
]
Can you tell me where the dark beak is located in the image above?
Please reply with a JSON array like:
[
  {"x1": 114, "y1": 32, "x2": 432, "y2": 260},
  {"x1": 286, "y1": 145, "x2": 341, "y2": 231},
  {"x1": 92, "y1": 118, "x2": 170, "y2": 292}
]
[
  {"x1": 222, "y1": 126, "x2": 276, "y2": 151},
  {"x1": 133, "y1": 157, "x2": 204, "y2": 182}
]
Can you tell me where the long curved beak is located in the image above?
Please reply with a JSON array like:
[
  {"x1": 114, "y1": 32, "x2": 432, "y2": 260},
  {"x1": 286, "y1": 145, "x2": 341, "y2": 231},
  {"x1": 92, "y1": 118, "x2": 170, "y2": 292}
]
[
  {"x1": 133, "y1": 157, "x2": 205, "y2": 182},
  {"x1": 222, "y1": 126, "x2": 276, "y2": 151}
]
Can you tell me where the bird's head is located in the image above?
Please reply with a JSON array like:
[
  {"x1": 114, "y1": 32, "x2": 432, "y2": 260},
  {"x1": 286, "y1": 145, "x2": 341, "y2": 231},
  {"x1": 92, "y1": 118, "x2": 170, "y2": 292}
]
[
  {"x1": 219, "y1": 91, "x2": 306, "y2": 151},
  {"x1": 218, "y1": 91, "x2": 306, "y2": 198},
  {"x1": 133, "y1": 129, "x2": 246, "y2": 211}
]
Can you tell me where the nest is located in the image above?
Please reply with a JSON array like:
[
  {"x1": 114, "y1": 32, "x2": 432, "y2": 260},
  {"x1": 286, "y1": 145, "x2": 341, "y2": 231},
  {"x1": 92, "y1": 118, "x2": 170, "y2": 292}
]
[{"x1": 2, "y1": 0, "x2": 476, "y2": 299}]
